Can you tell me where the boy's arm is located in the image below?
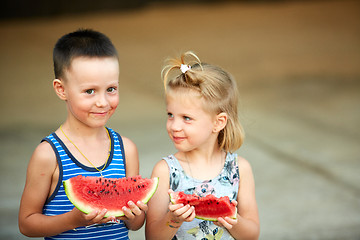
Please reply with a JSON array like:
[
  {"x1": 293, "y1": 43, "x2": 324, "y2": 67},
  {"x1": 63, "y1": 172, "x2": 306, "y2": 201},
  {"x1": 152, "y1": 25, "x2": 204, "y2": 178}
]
[
  {"x1": 18, "y1": 141, "x2": 110, "y2": 237},
  {"x1": 121, "y1": 136, "x2": 146, "y2": 231},
  {"x1": 18, "y1": 141, "x2": 76, "y2": 236},
  {"x1": 218, "y1": 157, "x2": 260, "y2": 240}
]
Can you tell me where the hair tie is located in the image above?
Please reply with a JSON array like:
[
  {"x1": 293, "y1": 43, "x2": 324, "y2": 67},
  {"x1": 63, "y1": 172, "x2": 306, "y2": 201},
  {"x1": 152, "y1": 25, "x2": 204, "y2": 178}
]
[{"x1": 180, "y1": 64, "x2": 191, "y2": 73}]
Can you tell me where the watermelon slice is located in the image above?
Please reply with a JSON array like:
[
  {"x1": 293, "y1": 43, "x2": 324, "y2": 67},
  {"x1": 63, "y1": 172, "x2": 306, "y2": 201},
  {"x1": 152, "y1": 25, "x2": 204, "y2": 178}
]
[
  {"x1": 63, "y1": 175, "x2": 158, "y2": 217},
  {"x1": 169, "y1": 191, "x2": 237, "y2": 221}
]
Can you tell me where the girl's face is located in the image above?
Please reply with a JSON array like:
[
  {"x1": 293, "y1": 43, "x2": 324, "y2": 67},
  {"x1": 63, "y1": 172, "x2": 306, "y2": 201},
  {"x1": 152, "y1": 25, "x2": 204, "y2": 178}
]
[
  {"x1": 166, "y1": 89, "x2": 218, "y2": 153},
  {"x1": 62, "y1": 57, "x2": 119, "y2": 128}
]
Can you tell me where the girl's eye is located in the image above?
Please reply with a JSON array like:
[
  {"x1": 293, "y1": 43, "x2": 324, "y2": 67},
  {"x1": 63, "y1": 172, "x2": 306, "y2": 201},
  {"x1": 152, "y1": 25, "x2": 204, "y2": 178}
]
[
  {"x1": 85, "y1": 89, "x2": 94, "y2": 94},
  {"x1": 167, "y1": 113, "x2": 174, "y2": 118},
  {"x1": 107, "y1": 87, "x2": 116, "y2": 93},
  {"x1": 184, "y1": 116, "x2": 191, "y2": 121}
]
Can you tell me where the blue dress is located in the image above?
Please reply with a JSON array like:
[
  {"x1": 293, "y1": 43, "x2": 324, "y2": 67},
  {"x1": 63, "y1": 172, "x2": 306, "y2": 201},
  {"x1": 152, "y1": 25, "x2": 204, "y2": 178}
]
[
  {"x1": 42, "y1": 127, "x2": 129, "y2": 240},
  {"x1": 164, "y1": 152, "x2": 239, "y2": 240}
]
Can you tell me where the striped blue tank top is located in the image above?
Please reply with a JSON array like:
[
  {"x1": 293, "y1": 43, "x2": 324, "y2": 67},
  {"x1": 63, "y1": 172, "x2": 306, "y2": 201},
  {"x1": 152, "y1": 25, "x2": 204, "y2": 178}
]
[{"x1": 42, "y1": 127, "x2": 129, "y2": 240}]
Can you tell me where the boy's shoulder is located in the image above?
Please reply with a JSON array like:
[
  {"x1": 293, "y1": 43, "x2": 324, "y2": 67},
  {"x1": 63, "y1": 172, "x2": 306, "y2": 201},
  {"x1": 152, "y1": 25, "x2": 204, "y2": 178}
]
[{"x1": 28, "y1": 140, "x2": 57, "y2": 173}]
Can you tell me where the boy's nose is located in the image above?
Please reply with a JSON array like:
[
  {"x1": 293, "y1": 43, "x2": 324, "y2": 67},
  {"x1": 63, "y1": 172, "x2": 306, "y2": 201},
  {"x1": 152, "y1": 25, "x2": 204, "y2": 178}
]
[{"x1": 96, "y1": 94, "x2": 108, "y2": 107}]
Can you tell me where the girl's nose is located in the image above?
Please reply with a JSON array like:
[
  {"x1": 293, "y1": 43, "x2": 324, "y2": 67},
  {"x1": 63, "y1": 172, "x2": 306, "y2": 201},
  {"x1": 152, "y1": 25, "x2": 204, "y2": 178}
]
[{"x1": 169, "y1": 118, "x2": 182, "y2": 132}]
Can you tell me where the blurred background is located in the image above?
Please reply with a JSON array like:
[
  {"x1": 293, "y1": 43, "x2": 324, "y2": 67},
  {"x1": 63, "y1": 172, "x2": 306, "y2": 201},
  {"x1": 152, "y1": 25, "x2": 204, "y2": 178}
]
[{"x1": 1, "y1": 0, "x2": 359, "y2": 239}]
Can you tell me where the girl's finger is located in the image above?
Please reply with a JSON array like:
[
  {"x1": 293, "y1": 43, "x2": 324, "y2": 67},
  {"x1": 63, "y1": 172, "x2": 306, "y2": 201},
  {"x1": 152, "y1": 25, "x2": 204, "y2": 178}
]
[
  {"x1": 169, "y1": 203, "x2": 184, "y2": 212},
  {"x1": 184, "y1": 207, "x2": 196, "y2": 222}
]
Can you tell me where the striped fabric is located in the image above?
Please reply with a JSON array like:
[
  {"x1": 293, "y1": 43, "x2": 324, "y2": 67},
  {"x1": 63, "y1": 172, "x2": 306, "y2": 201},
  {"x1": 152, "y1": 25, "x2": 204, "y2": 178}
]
[{"x1": 42, "y1": 127, "x2": 129, "y2": 240}]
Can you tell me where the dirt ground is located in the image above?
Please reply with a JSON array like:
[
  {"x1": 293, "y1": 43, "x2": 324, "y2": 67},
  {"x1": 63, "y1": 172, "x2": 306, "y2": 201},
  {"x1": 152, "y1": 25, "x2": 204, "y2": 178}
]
[{"x1": 0, "y1": 0, "x2": 360, "y2": 239}]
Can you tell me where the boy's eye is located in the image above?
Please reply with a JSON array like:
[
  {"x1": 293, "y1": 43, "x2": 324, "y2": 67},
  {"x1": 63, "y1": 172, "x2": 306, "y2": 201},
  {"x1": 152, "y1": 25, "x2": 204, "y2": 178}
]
[
  {"x1": 85, "y1": 89, "x2": 94, "y2": 94},
  {"x1": 184, "y1": 116, "x2": 191, "y2": 121},
  {"x1": 167, "y1": 113, "x2": 173, "y2": 118},
  {"x1": 107, "y1": 87, "x2": 116, "y2": 93}
]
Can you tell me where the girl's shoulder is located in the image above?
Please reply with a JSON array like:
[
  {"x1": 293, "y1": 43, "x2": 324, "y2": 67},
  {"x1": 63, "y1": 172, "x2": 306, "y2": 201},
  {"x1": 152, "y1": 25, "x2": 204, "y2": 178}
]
[
  {"x1": 236, "y1": 155, "x2": 255, "y2": 178},
  {"x1": 151, "y1": 159, "x2": 170, "y2": 181}
]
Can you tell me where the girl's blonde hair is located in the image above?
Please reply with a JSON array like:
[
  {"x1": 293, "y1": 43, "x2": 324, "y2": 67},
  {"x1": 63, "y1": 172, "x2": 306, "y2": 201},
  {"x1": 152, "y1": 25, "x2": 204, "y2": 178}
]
[{"x1": 162, "y1": 51, "x2": 244, "y2": 152}]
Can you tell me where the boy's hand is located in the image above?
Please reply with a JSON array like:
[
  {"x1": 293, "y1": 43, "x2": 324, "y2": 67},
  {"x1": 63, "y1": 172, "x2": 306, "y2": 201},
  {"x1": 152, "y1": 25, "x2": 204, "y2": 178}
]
[
  {"x1": 71, "y1": 207, "x2": 116, "y2": 227},
  {"x1": 118, "y1": 201, "x2": 148, "y2": 221}
]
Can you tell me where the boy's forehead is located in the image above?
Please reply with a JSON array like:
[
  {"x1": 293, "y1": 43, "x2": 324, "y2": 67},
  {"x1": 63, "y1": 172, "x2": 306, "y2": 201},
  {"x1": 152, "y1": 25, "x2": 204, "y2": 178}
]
[
  {"x1": 62, "y1": 56, "x2": 119, "y2": 81},
  {"x1": 69, "y1": 56, "x2": 119, "y2": 66},
  {"x1": 66, "y1": 56, "x2": 119, "y2": 71}
]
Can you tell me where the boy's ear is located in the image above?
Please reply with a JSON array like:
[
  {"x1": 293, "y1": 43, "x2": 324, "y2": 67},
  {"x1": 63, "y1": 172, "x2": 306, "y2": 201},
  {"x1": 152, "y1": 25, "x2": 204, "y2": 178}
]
[
  {"x1": 213, "y1": 112, "x2": 228, "y2": 133},
  {"x1": 53, "y1": 79, "x2": 67, "y2": 100}
]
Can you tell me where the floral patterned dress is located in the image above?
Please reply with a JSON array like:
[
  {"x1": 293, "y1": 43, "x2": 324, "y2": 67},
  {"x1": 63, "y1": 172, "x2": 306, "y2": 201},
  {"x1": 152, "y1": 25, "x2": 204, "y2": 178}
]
[{"x1": 164, "y1": 152, "x2": 239, "y2": 240}]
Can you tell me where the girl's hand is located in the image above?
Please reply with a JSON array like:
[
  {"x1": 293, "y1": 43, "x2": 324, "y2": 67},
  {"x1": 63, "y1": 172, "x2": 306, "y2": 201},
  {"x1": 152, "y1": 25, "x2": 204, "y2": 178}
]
[
  {"x1": 215, "y1": 216, "x2": 238, "y2": 229},
  {"x1": 167, "y1": 189, "x2": 196, "y2": 226},
  {"x1": 214, "y1": 200, "x2": 238, "y2": 229}
]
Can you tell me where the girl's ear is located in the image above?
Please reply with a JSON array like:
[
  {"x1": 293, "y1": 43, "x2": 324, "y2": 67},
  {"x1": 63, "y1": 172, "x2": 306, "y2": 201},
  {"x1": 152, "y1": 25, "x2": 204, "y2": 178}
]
[
  {"x1": 53, "y1": 79, "x2": 67, "y2": 100},
  {"x1": 213, "y1": 112, "x2": 228, "y2": 133}
]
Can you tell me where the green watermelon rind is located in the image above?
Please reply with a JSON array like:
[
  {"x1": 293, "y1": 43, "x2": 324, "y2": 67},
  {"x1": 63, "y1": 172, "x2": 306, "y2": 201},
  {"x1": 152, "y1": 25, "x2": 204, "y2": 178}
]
[
  {"x1": 63, "y1": 176, "x2": 159, "y2": 218},
  {"x1": 169, "y1": 192, "x2": 237, "y2": 222}
]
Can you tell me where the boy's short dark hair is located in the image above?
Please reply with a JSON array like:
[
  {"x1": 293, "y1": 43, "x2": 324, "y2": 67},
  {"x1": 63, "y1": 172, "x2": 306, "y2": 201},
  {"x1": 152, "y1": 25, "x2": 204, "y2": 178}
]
[{"x1": 53, "y1": 29, "x2": 118, "y2": 79}]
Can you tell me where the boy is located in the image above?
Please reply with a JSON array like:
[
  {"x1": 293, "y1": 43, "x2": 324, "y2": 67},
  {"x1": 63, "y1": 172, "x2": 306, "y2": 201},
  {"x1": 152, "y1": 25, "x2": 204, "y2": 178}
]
[{"x1": 19, "y1": 29, "x2": 146, "y2": 239}]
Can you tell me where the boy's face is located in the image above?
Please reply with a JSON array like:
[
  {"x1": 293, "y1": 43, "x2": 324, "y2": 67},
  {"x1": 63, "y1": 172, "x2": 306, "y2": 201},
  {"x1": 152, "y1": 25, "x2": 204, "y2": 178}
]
[{"x1": 62, "y1": 56, "x2": 119, "y2": 128}]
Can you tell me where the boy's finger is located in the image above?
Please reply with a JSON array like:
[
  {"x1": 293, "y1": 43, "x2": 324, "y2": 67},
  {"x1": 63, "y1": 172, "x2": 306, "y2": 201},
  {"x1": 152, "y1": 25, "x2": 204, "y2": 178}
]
[
  {"x1": 136, "y1": 201, "x2": 148, "y2": 212},
  {"x1": 127, "y1": 201, "x2": 142, "y2": 216}
]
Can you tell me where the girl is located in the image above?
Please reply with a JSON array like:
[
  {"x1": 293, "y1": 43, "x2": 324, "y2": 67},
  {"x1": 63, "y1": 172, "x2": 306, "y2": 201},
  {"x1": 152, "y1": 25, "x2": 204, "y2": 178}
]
[{"x1": 146, "y1": 51, "x2": 260, "y2": 239}]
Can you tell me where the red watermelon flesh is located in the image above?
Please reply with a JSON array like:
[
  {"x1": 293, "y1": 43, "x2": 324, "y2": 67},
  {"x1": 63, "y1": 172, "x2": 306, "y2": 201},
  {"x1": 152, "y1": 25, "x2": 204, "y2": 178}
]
[
  {"x1": 63, "y1": 175, "x2": 158, "y2": 217},
  {"x1": 169, "y1": 191, "x2": 237, "y2": 221}
]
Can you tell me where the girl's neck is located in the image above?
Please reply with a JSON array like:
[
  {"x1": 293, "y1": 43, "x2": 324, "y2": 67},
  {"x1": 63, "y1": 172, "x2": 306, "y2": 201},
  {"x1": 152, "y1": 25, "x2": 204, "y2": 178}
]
[
  {"x1": 182, "y1": 150, "x2": 224, "y2": 164},
  {"x1": 176, "y1": 149, "x2": 226, "y2": 181}
]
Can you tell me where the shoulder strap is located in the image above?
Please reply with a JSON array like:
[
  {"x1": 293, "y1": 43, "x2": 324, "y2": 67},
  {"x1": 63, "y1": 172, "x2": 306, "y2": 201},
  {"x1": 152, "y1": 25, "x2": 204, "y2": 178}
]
[
  {"x1": 41, "y1": 134, "x2": 64, "y2": 204},
  {"x1": 113, "y1": 130, "x2": 126, "y2": 173}
]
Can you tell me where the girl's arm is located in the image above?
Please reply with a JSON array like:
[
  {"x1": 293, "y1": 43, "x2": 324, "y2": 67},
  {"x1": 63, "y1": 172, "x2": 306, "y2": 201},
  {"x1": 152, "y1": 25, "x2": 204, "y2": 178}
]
[
  {"x1": 18, "y1": 142, "x2": 110, "y2": 237},
  {"x1": 217, "y1": 157, "x2": 260, "y2": 240},
  {"x1": 145, "y1": 160, "x2": 195, "y2": 240},
  {"x1": 121, "y1": 136, "x2": 147, "y2": 231}
]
